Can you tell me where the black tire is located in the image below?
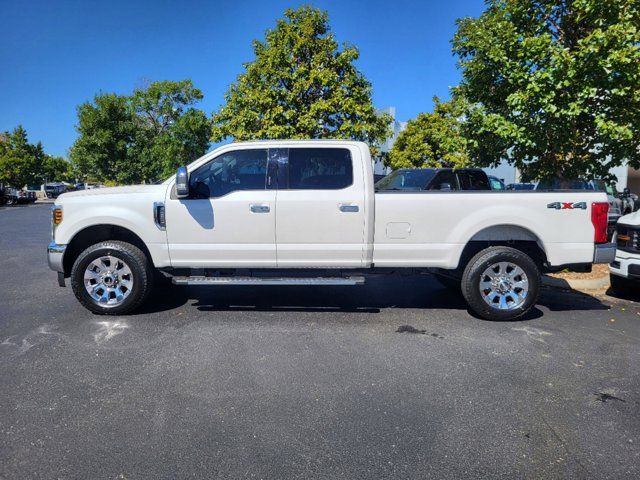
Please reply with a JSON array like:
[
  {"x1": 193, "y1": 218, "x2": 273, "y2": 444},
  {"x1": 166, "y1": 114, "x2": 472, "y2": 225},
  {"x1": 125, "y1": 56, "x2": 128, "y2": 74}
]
[
  {"x1": 609, "y1": 274, "x2": 635, "y2": 296},
  {"x1": 432, "y1": 269, "x2": 461, "y2": 291},
  {"x1": 70, "y1": 240, "x2": 153, "y2": 315},
  {"x1": 461, "y1": 246, "x2": 540, "y2": 321},
  {"x1": 6, "y1": 198, "x2": 16, "y2": 206}
]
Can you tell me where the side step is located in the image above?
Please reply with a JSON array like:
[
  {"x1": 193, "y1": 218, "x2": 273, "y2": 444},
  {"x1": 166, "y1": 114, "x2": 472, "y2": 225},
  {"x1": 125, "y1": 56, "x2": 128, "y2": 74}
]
[{"x1": 171, "y1": 276, "x2": 365, "y2": 286}]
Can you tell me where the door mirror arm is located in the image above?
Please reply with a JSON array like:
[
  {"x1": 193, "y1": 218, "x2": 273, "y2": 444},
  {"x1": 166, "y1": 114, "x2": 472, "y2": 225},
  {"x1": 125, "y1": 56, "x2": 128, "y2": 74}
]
[{"x1": 176, "y1": 166, "x2": 190, "y2": 199}]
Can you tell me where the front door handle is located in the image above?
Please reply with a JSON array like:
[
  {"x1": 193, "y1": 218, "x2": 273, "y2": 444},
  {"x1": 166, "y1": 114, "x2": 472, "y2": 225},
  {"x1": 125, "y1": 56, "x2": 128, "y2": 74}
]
[
  {"x1": 250, "y1": 204, "x2": 270, "y2": 213},
  {"x1": 339, "y1": 203, "x2": 359, "y2": 213}
]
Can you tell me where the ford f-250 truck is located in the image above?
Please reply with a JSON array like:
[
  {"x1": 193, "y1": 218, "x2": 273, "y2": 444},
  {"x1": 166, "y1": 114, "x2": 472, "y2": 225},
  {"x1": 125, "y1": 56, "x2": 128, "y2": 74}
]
[{"x1": 47, "y1": 140, "x2": 615, "y2": 320}]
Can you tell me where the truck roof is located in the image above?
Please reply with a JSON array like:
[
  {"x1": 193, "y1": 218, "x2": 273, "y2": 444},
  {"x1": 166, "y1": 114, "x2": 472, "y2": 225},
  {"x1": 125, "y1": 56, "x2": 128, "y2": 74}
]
[
  {"x1": 223, "y1": 139, "x2": 369, "y2": 147},
  {"x1": 396, "y1": 167, "x2": 487, "y2": 173}
]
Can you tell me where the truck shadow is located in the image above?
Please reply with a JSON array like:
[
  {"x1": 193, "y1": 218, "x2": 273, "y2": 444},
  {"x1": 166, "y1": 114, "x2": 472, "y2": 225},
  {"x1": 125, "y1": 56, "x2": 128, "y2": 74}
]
[{"x1": 140, "y1": 273, "x2": 610, "y2": 321}]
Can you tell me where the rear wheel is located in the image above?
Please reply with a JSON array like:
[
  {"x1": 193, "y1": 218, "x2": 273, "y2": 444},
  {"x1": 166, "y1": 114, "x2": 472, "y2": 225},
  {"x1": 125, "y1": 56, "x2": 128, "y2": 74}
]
[
  {"x1": 70, "y1": 240, "x2": 153, "y2": 315},
  {"x1": 461, "y1": 246, "x2": 540, "y2": 321}
]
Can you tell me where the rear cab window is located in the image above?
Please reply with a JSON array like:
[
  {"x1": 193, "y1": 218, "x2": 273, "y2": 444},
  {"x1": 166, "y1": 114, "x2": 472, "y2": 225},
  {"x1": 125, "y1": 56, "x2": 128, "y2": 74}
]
[{"x1": 286, "y1": 148, "x2": 353, "y2": 190}]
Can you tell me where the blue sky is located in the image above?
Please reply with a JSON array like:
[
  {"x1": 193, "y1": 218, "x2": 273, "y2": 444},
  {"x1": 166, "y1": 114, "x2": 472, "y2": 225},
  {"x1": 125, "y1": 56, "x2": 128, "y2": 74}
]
[{"x1": 0, "y1": 0, "x2": 484, "y2": 158}]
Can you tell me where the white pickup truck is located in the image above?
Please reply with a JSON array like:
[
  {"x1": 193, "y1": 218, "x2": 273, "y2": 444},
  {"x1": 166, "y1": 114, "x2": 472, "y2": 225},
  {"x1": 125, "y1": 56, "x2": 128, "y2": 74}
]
[{"x1": 48, "y1": 140, "x2": 615, "y2": 320}]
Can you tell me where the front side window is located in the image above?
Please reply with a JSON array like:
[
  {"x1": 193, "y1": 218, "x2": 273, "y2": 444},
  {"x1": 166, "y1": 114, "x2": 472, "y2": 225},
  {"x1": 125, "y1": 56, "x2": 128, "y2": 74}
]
[
  {"x1": 287, "y1": 148, "x2": 353, "y2": 190},
  {"x1": 189, "y1": 149, "x2": 268, "y2": 198}
]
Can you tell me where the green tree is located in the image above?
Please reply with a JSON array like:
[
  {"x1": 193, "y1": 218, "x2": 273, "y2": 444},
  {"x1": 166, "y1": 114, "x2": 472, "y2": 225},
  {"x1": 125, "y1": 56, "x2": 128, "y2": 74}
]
[
  {"x1": 0, "y1": 126, "x2": 45, "y2": 186},
  {"x1": 453, "y1": 0, "x2": 640, "y2": 181},
  {"x1": 0, "y1": 126, "x2": 75, "y2": 186},
  {"x1": 41, "y1": 155, "x2": 75, "y2": 183},
  {"x1": 69, "y1": 93, "x2": 134, "y2": 183},
  {"x1": 130, "y1": 80, "x2": 211, "y2": 180},
  {"x1": 388, "y1": 97, "x2": 471, "y2": 169},
  {"x1": 70, "y1": 80, "x2": 210, "y2": 183},
  {"x1": 211, "y1": 5, "x2": 391, "y2": 153}
]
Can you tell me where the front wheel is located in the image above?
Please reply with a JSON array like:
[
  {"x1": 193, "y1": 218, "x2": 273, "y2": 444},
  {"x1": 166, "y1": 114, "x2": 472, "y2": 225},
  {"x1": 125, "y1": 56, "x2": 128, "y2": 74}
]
[
  {"x1": 461, "y1": 246, "x2": 540, "y2": 321},
  {"x1": 70, "y1": 240, "x2": 153, "y2": 315}
]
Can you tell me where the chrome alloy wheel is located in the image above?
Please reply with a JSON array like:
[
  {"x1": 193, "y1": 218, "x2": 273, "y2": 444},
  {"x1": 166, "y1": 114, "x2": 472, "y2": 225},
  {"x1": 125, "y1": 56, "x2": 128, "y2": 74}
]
[
  {"x1": 84, "y1": 255, "x2": 134, "y2": 307},
  {"x1": 479, "y1": 261, "x2": 528, "y2": 310}
]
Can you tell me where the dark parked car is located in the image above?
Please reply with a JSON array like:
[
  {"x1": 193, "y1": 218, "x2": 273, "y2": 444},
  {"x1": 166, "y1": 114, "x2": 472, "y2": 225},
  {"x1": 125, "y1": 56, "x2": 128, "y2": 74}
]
[
  {"x1": 1, "y1": 187, "x2": 33, "y2": 205},
  {"x1": 44, "y1": 183, "x2": 67, "y2": 198},
  {"x1": 375, "y1": 168, "x2": 491, "y2": 192}
]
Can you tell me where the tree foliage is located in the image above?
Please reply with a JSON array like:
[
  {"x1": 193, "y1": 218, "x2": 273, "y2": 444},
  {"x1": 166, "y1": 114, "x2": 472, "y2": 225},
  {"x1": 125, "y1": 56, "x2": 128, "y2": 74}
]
[
  {"x1": 0, "y1": 126, "x2": 73, "y2": 186},
  {"x1": 388, "y1": 97, "x2": 471, "y2": 169},
  {"x1": 453, "y1": 0, "x2": 640, "y2": 181},
  {"x1": 70, "y1": 80, "x2": 210, "y2": 183},
  {"x1": 211, "y1": 6, "x2": 391, "y2": 153}
]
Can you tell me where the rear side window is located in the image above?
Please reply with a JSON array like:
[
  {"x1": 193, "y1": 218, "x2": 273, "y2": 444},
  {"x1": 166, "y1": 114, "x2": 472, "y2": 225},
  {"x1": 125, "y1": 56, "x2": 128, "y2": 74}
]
[
  {"x1": 458, "y1": 171, "x2": 490, "y2": 190},
  {"x1": 287, "y1": 148, "x2": 353, "y2": 190}
]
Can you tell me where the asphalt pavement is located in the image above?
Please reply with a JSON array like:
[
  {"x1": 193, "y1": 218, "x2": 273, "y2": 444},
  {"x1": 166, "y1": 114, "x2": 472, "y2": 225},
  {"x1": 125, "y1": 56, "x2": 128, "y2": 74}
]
[{"x1": 1, "y1": 204, "x2": 639, "y2": 479}]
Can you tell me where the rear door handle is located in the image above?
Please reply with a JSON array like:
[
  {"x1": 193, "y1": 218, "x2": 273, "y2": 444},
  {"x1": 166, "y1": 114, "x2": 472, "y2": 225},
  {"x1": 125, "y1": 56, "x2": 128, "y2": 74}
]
[
  {"x1": 250, "y1": 204, "x2": 270, "y2": 213},
  {"x1": 339, "y1": 204, "x2": 359, "y2": 213}
]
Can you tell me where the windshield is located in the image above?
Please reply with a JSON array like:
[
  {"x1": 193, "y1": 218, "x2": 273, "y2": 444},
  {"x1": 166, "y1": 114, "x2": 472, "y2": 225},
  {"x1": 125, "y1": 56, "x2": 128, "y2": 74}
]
[{"x1": 375, "y1": 169, "x2": 437, "y2": 191}]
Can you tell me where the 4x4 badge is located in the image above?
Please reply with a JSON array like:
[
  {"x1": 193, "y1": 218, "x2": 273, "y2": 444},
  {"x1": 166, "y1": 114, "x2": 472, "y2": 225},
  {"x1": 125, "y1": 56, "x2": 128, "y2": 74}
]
[{"x1": 547, "y1": 202, "x2": 587, "y2": 210}]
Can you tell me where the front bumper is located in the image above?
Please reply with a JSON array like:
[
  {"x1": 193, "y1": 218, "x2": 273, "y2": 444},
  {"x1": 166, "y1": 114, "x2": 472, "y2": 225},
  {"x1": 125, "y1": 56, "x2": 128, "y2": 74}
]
[
  {"x1": 610, "y1": 249, "x2": 640, "y2": 280},
  {"x1": 47, "y1": 242, "x2": 66, "y2": 272},
  {"x1": 594, "y1": 242, "x2": 616, "y2": 264}
]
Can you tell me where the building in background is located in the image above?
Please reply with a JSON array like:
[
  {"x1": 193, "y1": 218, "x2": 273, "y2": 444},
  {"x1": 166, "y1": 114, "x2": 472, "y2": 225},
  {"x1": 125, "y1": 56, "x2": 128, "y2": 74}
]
[{"x1": 375, "y1": 107, "x2": 407, "y2": 176}]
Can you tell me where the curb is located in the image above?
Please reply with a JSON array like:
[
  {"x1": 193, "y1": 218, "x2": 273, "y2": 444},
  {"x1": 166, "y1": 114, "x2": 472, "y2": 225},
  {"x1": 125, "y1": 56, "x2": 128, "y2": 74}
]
[{"x1": 542, "y1": 274, "x2": 610, "y2": 292}]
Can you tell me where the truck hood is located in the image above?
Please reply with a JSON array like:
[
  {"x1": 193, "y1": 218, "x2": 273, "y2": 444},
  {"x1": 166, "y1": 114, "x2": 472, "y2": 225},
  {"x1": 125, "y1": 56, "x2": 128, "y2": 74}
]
[
  {"x1": 618, "y1": 210, "x2": 640, "y2": 227},
  {"x1": 59, "y1": 184, "x2": 167, "y2": 199}
]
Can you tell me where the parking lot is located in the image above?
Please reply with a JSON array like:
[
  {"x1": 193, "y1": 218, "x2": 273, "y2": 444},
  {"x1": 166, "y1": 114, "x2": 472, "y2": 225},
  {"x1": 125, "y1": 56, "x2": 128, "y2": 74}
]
[{"x1": 1, "y1": 204, "x2": 639, "y2": 478}]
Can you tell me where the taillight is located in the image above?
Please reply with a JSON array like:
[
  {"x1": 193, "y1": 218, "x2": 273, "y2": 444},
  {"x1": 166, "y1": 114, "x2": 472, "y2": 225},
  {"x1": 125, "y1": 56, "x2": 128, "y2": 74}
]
[{"x1": 591, "y1": 202, "x2": 609, "y2": 243}]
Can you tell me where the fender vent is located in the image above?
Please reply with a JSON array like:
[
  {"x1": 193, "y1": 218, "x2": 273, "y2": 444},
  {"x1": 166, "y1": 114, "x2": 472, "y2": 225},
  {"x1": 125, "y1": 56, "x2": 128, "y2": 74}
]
[{"x1": 153, "y1": 202, "x2": 166, "y2": 230}]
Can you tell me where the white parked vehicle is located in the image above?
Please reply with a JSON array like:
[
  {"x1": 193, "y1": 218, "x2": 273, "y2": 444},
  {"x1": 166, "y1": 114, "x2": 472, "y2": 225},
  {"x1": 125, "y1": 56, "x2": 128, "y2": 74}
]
[
  {"x1": 48, "y1": 140, "x2": 615, "y2": 320},
  {"x1": 609, "y1": 211, "x2": 640, "y2": 294}
]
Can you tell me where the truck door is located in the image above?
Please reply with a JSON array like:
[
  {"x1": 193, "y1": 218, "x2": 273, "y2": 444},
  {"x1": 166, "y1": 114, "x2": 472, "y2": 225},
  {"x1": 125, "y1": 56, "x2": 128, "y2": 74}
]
[
  {"x1": 274, "y1": 147, "x2": 366, "y2": 267},
  {"x1": 164, "y1": 147, "x2": 277, "y2": 267}
]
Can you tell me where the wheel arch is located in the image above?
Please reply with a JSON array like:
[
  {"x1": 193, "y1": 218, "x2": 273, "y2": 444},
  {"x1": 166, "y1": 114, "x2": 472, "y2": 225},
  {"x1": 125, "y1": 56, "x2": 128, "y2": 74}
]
[
  {"x1": 457, "y1": 224, "x2": 548, "y2": 271},
  {"x1": 63, "y1": 224, "x2": 154, "y2": 276}
]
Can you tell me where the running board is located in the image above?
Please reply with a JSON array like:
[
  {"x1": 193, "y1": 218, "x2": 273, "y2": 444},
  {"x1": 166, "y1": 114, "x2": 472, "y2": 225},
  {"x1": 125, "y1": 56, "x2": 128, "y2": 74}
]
[{"x1": 171, "y1": 276, "x2": 366, "y2": 286}]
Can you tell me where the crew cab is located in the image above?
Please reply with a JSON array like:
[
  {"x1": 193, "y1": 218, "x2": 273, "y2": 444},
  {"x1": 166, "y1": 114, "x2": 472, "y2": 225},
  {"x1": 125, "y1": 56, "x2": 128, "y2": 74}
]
[{"x1": 48, "y1": 140, "x2": 615, "y2": 320}]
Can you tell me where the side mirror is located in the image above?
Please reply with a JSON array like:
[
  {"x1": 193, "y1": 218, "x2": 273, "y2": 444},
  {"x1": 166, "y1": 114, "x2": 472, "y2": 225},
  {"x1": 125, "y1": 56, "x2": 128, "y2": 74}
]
[
  {"x1": 439, "y1": 182, "x2": 452, "y2": 191},
  {"x1": 175, "y1": 166, "x2": 189, "y2": 198}
]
